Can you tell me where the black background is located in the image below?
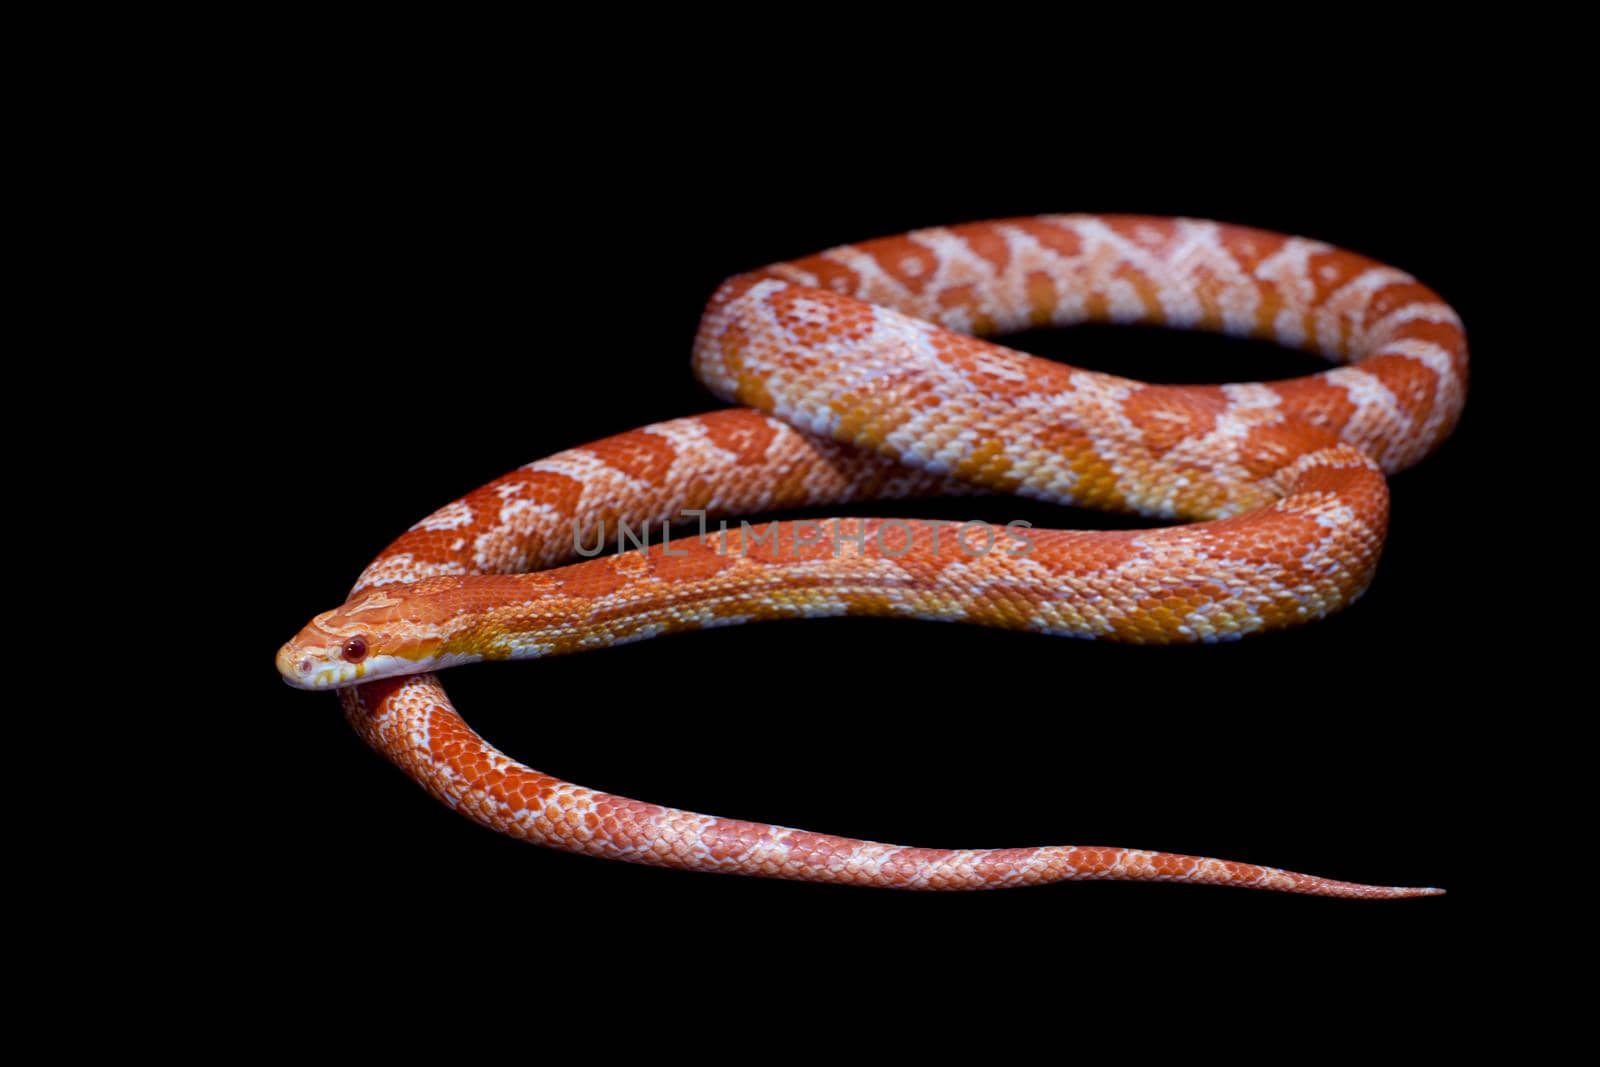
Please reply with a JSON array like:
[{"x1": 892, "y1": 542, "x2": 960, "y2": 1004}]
[{"x1": 226, "y1": 90, "x2": 1506, "y2": 1003}]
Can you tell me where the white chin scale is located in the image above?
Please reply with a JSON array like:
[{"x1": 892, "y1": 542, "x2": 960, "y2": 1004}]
[{"x1": 302, "y1": 651, "x2": 480, "y2": 689}]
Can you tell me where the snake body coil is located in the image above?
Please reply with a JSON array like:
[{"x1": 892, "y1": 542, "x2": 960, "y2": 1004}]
[{"x1": 279, "y1": 215, "x2": 1463, "y2": 897}]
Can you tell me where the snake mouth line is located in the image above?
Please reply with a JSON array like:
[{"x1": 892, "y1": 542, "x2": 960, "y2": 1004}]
[
  {"x1": 274, "y1": 646, "x2": 363, "y2": 689},
  {"x1": 277, "y1": 648, "x2": 484, "y2": 690}
]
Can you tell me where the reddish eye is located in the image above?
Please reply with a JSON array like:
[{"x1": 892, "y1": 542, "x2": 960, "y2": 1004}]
[{"x1": 342, "y1": 636, "x2": 369, "y2": 663}]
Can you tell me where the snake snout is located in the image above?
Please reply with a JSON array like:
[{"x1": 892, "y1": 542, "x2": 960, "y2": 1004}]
[
  {"x1": 275, "y1": 640, "x2": 317, "y2": 688},
  {"x1": 275, "y1": 635, "x2": 336, "y2": 690},
  {"x1": 276, "y1": 613, "x2": 364, "y2": 690}
]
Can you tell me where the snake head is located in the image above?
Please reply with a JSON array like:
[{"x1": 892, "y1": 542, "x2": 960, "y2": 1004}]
[{"x1": 276, "y1": 581, "x2": 461, "y2": 690}]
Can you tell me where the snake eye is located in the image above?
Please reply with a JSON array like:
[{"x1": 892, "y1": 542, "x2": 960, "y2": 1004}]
[{"x1": 342, "y1": 636, "x2": 369, "y2": 663}]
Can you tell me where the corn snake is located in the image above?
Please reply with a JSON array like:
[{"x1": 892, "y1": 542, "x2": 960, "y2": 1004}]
[{"x1": 277, "y1": 214, "x2": 1463, "y2": 896}]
